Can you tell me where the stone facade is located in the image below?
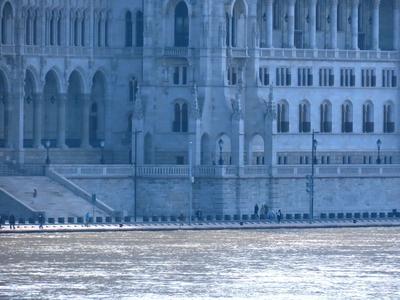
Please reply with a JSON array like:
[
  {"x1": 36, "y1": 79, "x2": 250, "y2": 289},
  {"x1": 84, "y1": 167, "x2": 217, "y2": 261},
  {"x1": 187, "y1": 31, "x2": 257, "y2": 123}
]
[{"x1": 0, "y1": 0, "x2": 398, "y2": 167}]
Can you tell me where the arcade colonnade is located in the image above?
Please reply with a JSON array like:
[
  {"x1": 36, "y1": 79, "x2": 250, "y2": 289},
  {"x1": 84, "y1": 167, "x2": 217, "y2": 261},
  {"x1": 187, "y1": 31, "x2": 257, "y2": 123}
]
[
  {"x1": 249, "y1": 0, "x2": 399, "y2": 50},
  {"x1": 0, "y1": 68, "x2": 106, "y2": 151}
]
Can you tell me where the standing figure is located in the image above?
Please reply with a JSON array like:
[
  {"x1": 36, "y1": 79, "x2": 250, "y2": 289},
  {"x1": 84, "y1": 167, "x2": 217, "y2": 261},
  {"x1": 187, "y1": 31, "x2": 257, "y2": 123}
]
[
  {"x1": 254, "y1": 204, "x2": 259, "y2": 217},
  {"x1": 9, "y1": 214, "x2": 16, "y2": 229}
]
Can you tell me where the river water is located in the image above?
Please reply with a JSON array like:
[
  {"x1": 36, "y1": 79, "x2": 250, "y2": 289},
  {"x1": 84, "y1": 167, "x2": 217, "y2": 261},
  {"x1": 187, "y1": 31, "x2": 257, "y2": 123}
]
[{"x1": 0, "y1": 227, "x2": 399, "y2": 299}]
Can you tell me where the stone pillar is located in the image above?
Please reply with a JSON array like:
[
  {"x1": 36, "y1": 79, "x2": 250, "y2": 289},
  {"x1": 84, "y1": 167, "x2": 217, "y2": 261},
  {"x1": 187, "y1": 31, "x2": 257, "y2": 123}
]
[
  {"x1": 33, "y1": 93, "x2": 43, "y2": 148},
  {"x1": 351, "y1": 0, "x2": 359, "y2": 50},
  {"x1": 10, "y1": 79, "x2": 25, "y2": 163},
  {"x1": 232, "y1": 117, "x2": 244, "y2": 166},
  {"x1": 330, "y1": 0, "x2": 338, "y2": 49},
  {"x1": 288, "y1": 0, "x2": 296, "y2": 48},
  {"x1": 309, "y1": 0, "x2": 317, "y2": 49},
  {"x1": 266, "y1": 0, "x2": 273, "y2": 48},
  {"x1": 372, "y1": 0, "x2": 380, "y2": 50},
  {"x1": 81, "y1": 94, "x2": 91, "y2": 148},
  {"x1": 132, "y1": 119, "x2": 144, "y2": 165},
  {"x1": 57, "y1": 94, "x2": 67, "y2": 148},
  {"x1": 394, "y1": 0, "x2": 400, "y2": 50}
]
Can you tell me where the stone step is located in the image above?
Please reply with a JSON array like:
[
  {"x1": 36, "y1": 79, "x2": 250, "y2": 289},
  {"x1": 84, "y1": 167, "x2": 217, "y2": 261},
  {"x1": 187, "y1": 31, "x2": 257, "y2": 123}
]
[{"x1": 0, "y1": 176, "x2": 108, "y2": 218}]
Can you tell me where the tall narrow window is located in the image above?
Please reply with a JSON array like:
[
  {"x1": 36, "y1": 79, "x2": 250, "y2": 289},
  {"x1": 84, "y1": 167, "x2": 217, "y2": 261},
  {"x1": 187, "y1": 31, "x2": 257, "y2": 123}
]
[
  {"x1": 299, "y1": 102, "x2": 310, "y2": 133},
  {"x1": 129, "y1": 77, "x2": 138, "y2": 103},
  {"x1": 74, "y1": 17, "x2": 79, "y2": 46},
  {"x1": 125, "y1": 11, "x2": 133, "y2": 47},
  {"x1": 1, "y1": 2, "x2": 13, "y2": 45},
  {"x1": 50, "y1": 13, "x2": 55, "y2": 45},
  {"x1": 57, "y1": 13, "x2": 61, "y2": 46},
  {"x1": 80, "y1": 14, "x2": 85, "y2": 46},
  {"x1": 383, "y1": 103, "x2": 395, "y2": 133},
  {"x1": 33, "y1": 12, "x2": 37, "y2": 45},
  {"x1": 172, "y1": 103, "x2": 188, "y2": 133},
  {"x1": 341, "y1": 101, "x2": 353, "y2": 133},
  {"x1": 25, "y1": 12, "x2": 31, "y2": 45},
  {"x1": 362, "y1": 102, "x2": 374, "y2": 133},
  {"x1": 277, "y1": 101, "x2": 289, "y2": 133},
  {"x1": 136, "y1": 11, "x2": 144, "y2": 47},
  {"x1": 97, "y1": 19, "x2": 102, "y2": 47},
  {"x1": 174, "y1": 1, "x2": 189, "y2": 47},
  {"x1": 320, "y1": 101, "x2": 332, "y2": 133}
]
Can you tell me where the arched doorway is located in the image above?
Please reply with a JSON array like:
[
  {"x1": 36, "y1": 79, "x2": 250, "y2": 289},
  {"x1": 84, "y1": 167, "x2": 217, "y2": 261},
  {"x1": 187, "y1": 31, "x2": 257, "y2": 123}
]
[
  {"x1": 43, "y1": 70, "x2": 59, "y2": 147},
  {"x1": 66, "y1": 71, "x2": 83, "y2": 148}
]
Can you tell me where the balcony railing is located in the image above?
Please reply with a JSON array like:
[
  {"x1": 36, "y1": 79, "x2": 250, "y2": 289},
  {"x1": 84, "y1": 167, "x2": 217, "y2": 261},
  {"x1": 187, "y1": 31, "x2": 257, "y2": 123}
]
[
  {"x1": 51, "y1": 164, "x2": 400, "y2": 179},
  {"x1": 163, "y1": 47, "x2": 189, "y2": 57}
]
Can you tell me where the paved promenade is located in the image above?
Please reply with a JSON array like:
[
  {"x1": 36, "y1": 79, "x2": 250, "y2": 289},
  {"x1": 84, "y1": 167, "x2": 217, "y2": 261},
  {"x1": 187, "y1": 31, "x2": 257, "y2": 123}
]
[{"x1": 1, "y1": 219, "x2": 400, "y2": 234}]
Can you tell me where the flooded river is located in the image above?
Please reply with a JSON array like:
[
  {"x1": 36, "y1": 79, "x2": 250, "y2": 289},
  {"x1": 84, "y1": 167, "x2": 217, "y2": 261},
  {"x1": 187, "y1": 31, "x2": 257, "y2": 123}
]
[{"x1": 0, "y1": 227, "x2": 399, "y2": 299}]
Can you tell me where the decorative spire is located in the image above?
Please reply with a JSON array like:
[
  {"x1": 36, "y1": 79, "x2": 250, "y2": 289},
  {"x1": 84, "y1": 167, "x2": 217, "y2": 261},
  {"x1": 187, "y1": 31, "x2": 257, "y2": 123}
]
[
  {"x1": 133, "y1": 83, "x2": 144, "y2": 120},
  {"x1": 191, "y1": 83, "x2": 200, "y2": 119}
]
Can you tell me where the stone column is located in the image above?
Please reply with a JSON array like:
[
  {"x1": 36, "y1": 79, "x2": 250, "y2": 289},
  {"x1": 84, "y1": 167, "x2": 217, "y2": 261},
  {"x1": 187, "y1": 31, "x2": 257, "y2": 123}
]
[
  {"x1": 81, "y1": 94, "x2": 91, "y2": 148},
  {"x1": 10, "y1": 79, "x2": 25, "y2": 163},
  {"x1": 351, "y1": 0, "x2": 359, "y2": 50},
  {"x1": 33, "y1": 93, "x2": 43, "y2": 148},
  {"x1": 232, "y1": 117, "x2": 244, "y2": 166},
  {"x1": 394, "y1": 0, "x2": 400, "y2": 50},
  {"x1": 288, "y1": 0, "x2": 296, "y2": 48},
  {"x1": 330, "y1": 0, "x2": 338, "y2": 49},
  {"x1": 372, "y1": 0, "x2": 380, "y2": 50},
  {"x1": 309, "y1": 0, "x2": 317, "y2": 49},
  {"x1": 57, "y1": 94, "x2": 67, "y2": 148},
  {"x1": 266, "y1": 0, "x2": 274, "y2": 48}
]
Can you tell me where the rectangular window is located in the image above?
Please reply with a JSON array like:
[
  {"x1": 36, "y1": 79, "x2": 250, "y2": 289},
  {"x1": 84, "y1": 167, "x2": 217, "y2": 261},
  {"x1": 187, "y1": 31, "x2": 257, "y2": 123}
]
[
  {"x1": 298, "y1": 67, "x2": 313, "y2": 86},
  {"x1": 259, "y1": 67, "x2": 270, "y2": 86},
  {"x1": 228, "y1": 66, "x2": 238, "y2": 86},
  {"x1": 182, "y1": 67, "x2": 187, "y2": 85},
  {"x1": 173, "y1": 67, "x2": 180, "y2": 85},
  {"x1": 361, "y1": 68, "x2": 376, "y2": 87},
  {"x1": 382, "y1": 69, "x2": 397, "y2": 87},
  {"x1": 276, "y1": 67, "x2": 291, "y2": 87},
  {"x1": 319, "y1": 68, "x2": 334, "y2": 86},
  {"x1": 340, "y1": 68, "x2": 355, "y2": 87},
  {"x1": 173, "y1": 66, "x2": 188, "y2": 85}
]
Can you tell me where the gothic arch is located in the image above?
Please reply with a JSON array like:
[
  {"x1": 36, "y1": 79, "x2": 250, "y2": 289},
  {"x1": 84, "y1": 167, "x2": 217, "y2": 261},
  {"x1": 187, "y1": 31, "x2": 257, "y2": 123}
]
[{"x1": 1, "y1": 1, "x2": 14, "y2": 45}]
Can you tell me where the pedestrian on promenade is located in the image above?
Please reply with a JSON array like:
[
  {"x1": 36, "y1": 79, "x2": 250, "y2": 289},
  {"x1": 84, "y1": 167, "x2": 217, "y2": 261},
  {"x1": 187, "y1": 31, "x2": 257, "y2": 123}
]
[
  {"x1": 39, "y1": 214, "x2": 44, "y2": 229},
  {"x1": 0, "y1": 215, "x2": 3, "y2": 229},
  {"x1": 85, "y1": 212, "x2": 90, "y2": 227},
  {"x1": 277, "y1": 210, "x2": 282, "y2": 223},
  {"x1": 9, "y1": 214, "x2": 16, "y2": 229},
  {"x1": 254, "y1": 204, "x2": 259, "y2": 218},
  {"x1": 33, "y1": 188, "x2": 37, "y2": 198}
]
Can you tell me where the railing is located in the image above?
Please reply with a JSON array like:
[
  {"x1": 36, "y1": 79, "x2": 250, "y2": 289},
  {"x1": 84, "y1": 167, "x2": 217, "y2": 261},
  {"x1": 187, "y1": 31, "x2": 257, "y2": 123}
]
[
  {"x1": 163, "y1": 47, "x2": 189, "y2": 57},
  {"x1": 51, "y1": 164, "x2": 400, "y2": 179},
  {"x1": 258, "y1": 48, "x2": 399, "y2": 61}
]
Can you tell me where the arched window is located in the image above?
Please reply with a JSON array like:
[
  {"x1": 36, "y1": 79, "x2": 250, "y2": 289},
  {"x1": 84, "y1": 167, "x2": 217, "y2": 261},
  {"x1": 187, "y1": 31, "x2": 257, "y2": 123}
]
[
  {"x1": 299, "y1": 101, "x2": 310, "y2": 133},
  {"x1": 105, "y1": 16, "x2": 109, "y2": 47},
  {"x1": 49, "y1": 12, "x2": 55, "y2": 45},
  {"x1": 129, "y1": 77, "x2": 138, "y2": 102},
  {"x1": 232, "y1": 0, "x2": 246, "y2": 48},
  {"x1": 383, "y1": 102, "x2": 395, "y2": 133},
  {"x1": 1, "y1": 2, "x2": 13, "y2": 45},
  {"x1": 74, "y1": 16, "x2": 79, "y2": 46},
  {"x1": 172, "y1": 102, "x2": 188, "y2": 133},
  {"x1": 273, "y1": 0, "x2": 281, "y2": 30},
  {"x1": 174, "y1": 1, "x2": 189, "y2": 47},
  {"x1": 320, "y1": 101, "x2": 332, "y2": 133},
  {"x1": 225, "y1": 13, "x2": 230, "y2": 46},
  {"x1": 97, "y1": 18, "x2": 102, "y2": 47},
  {"x1": 57, "y1": 12, "x2": 61, "y2": 46},
  {"x1": 362, "y1": 101, "x2": 374, "y2": 133},
  {"x1": 341, "y1": 101, "x2": 353, "y2": 133},
  {"x1": 125, "y1": 11, "x2": 133, "y2": 47},
  {"x1": 316, "y1": 0, "x2": 326, "y2": 32},
  {"x1": 25, "y1": 11, "x2": 31, "y2": 45},
  {"x1": 33, "y1": 11, "x2": 38, "y2": 45},
  {"x1": 80, "y1": 13, "x2": 85, "y2": 46},
  {"x1": 277, "y1": 101, "x2": 289, "y2": 133},
  {"x1": 136, "y1": 11, "x2": 144, "y2": 47},
  {"x1": 294, "y1": 0, "x2": 305, "y2": 48},
  {"x1": 337, "y1": 0, "x2": 345, "y2": 32}
]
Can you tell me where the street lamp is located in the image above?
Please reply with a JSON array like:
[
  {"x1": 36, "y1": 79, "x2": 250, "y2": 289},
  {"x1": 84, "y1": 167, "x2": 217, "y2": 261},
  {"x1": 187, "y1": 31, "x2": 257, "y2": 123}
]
[
  {"x1": 45, "y1": 140, "x2": 51, "y2": 165},
  {"x1": 188, "y1": 141, "x2": 193, "y2": 226},
  {"x1": 218, "y1": 138, "x2": 224, "y2": 165},
  {"x1": 100, "y1": 140, "x2": 105, "y2": 164},
  {"x1": 376, "y1": 139, "x2": 382, "y2": 164},
  {"x1": 307, "y1": 130, "x2": 318, "y2": 222},
  {"x1": 133, "y1": 130, "x2": 142, "y2": 223}
]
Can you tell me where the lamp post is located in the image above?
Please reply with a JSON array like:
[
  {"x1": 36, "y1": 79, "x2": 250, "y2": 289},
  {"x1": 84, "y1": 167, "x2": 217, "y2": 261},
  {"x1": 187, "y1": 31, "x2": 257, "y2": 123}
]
[
  {"x1": 376, "y1": 139, "x2": 382, "y2": 164},
  {"x1": 100, "y1": 141, "x2": 105, "y2": 164},
  {"x1": 133, "y1": 130, "x2": 142, "y2": 223},
  {"x1": 45, "y1": 140, "x2": 51, "y2": 165},
  {"x1": 218, "y1": 138, "x2": 224, "y2": 165},
  {"x1": 307, "y1": 130, "x2": 318, "y2": 222},
  {"x1": 188, "y1": 141, "x2": 193, "y2": 226}
]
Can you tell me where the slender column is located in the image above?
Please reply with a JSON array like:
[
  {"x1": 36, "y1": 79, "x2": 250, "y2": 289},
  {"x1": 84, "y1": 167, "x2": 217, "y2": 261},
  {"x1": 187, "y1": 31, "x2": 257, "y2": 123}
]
[
  {"x1": 232, "y1": 118, "x2": 244, "y2": 166},
  {"x1": 330, "y1": 0, "x2": 338, "y2": 49},
  {"x1": 288, "y1": 0, "x2": 296, "y2": 48},
  {"x1": 266, "y1": 0, "x2": 273, "y2": 48},
  {"x1": 394, "y1": 0, "x2": 400, "y2": 50},
  {"x1": 351, "y1": 0, "x2": 359, "y2": 50},
  {"x1": 309, "y1": 0, "x2": 317, "y2": 49},
  {"x1": 57, "y1": 94, "x2": 67, "y2": 148},
  {"x1": 33, "y1": 93, "x2": 43, "y2": 148},
  {"x1": 81, "y1": 94, "x2": 91, "y2": 148},
  {"x1": 372, "y1": 0, "x2": 380, "y2": 50}
]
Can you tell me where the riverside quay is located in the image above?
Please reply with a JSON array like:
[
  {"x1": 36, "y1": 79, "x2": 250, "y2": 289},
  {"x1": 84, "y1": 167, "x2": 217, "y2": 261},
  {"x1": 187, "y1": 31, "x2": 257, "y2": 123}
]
[{"x1": 0, "y1": 0, "x2": 399, "y2": 223}]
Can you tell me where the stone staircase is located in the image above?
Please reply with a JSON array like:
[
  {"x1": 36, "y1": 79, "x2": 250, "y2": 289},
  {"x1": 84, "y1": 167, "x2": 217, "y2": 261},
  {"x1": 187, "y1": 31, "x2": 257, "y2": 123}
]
[{"x1": 0, "y1": 176, "x2": 110, "y2": 218}]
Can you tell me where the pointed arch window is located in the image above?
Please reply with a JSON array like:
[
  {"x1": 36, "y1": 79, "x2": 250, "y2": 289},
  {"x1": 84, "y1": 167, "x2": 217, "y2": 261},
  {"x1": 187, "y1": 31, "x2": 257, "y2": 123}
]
[
  {"x1": 1, "y1": 2, "x2": 13, "y2": 45},
  {"x1": 320, "y1": 101, "x2": 332, "y2": 133},
  {"x1": 57, "y1": 12, "x2": 62, "y2": 46},
  {"x1": 80, "y1": 13, "x2": 85, "y2": 46},
  {"x1": 383, "y1": 103, "x2": 395, "y2": 133},
  {"x1": 173, "y1": 102, "x2": 188, "y2": 133},
  {"x1": 277, "y1": 101, "x2": 289, "y2": 133},
  {"x1": 299, "y1": 102, "x2": 310, "y2": 133},
  {"x1": 25, "y1": 11, "x2": 31, "y2": 45},
  {"x1": 362, "y1": 102, "x2": 374, "y2": 133},
  {"x1": 341, "y1": 101, "x2": 353, "y2": 133},
  {"x1": 136, "y1": 11, "x2": 144, "y2": 47},
  {"x1": 174, "y1": 1, "x2": 189, "y2": 47},
  {"x1": 125, "y1": 11, "x2": 133, "y2": 47}
]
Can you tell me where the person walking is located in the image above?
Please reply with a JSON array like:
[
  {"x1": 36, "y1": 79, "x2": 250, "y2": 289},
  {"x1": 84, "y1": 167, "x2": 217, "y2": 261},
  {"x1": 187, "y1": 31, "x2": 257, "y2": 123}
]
[
  {"x1": 277, "y1": 209, "x2": 282, "y2": 223},
  {"x1": 0, "y1": 215, "x2": 3, "y2": 229},
  {"x1": 254, "y1": 204, "x2": 259, "y2": 218},
  {"x1": 38, "y1": 214, "x2": 44, "y2": 229},
  {"x1": 85, "y1": 212, "x2": 90, "y2": 227},
  {"x1": 9, "y1": 214, "x2": 16, "y2": 230}
]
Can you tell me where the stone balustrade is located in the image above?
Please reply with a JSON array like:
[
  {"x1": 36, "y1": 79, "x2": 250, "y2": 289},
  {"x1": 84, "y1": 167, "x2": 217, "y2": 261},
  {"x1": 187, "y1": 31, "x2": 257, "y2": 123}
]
[{"x1": 51, "y1": 164, "x2": 400, "y2": 179}]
